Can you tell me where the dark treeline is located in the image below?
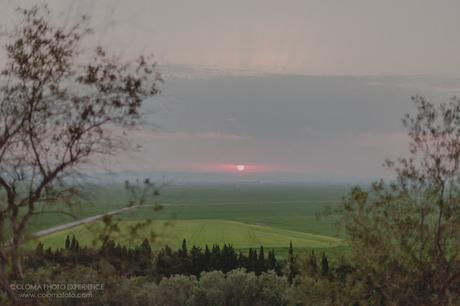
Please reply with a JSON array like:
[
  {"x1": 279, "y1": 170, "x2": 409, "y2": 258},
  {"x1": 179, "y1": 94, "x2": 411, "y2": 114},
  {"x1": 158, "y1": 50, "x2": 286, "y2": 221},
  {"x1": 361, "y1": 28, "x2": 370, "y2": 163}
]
[
  {"x1": 26, "y1": 236, "x2": 287, "y2": 280},
  {"x1": 158, "y1": 239, "x2": 282, "y2": 277},
  {"x1": 20, "y1": 237, "x2": 360, "y2": 305}
]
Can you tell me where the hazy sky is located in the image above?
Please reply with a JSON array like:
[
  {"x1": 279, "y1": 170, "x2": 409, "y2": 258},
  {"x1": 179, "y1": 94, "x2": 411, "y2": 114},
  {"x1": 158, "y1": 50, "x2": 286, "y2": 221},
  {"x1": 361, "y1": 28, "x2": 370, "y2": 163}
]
[
  {"x1": 127, "y1": 75, "x2": 459, "y2": 182},
  {"x1": 2, "y1": 1, "x2": 460, "y2": 182},
  {"x1": 3, "y1": 0, "x2": 460, "y2": 75}
]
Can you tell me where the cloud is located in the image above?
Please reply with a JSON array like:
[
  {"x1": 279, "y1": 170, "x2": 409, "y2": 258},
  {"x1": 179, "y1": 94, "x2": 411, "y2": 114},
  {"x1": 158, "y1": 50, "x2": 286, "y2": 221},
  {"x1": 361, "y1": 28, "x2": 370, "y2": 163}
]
[{"x1": 150, "y1": 131, "x2": 249, "y2": 141}]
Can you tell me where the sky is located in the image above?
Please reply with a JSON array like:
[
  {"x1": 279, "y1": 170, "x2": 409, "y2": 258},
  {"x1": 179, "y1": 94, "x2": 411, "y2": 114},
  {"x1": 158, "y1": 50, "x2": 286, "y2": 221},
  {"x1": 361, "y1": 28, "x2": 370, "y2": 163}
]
[
  {"x1": 3, "y1": 0, "x2": 460, "y2": 75},
  {"x1": 1, "y1": 1, "x2": 460, "y2": 182}
]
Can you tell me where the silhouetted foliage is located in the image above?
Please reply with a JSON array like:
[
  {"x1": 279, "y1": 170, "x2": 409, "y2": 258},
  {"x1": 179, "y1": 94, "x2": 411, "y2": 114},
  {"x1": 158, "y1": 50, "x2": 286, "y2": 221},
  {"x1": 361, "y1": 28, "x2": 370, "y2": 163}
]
[
  {"x1": 320, "y1": 252, "x2": 329, "y2": 277},
  {"x1": 25, "y1": 237, "x2": 287, "y2": 281},
  {"x1": 285, "y1": 241, "x2": 298, "y2": 284},
  {"x1": 305, "y1": 96, "x2": 460, "y2": 305},
  {"x1": 0, "y1": 5, "x2": 161, "y2": 301}
]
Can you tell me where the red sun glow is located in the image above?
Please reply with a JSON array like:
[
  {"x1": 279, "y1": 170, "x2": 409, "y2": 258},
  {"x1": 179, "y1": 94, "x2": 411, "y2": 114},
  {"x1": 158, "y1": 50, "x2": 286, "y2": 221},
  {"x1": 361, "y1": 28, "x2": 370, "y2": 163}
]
[
  {"x1": 180, "y1": 163, "x2": 279, "y2": 174},
  {"x1": 236, "y1": 164, "x2": 245, "y2": 172}
]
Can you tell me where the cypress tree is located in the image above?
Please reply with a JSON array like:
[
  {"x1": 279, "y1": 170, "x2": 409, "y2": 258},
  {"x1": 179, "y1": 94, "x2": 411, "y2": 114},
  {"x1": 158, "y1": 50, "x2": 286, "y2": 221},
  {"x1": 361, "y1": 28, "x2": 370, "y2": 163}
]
[
  {"x1": 70, "y1": 235, "x2": 77, "y2": 252},
  {"x1": 179, "y1": 239, "x2": 188, "y2": 258},
  {"x1": 221, "y1": 244, "x2": 237, "y2": 272},
  {"x1": 321, "y1": 252, "x2": 329, "y2": 276},
  {"x1": 156, "y1": 246, "x2": 172, "y2": 278},
  {"x1": 177, "y1": 239, "x2": 190, "y2": 274},
  {"x1": 211, "y1": 244, "x2": 221, "y2": 269},
  {"x1": 65, "y1": 235, "x2": 71, "y2": 250},
  {"x1": 287, "y1": 241, "x2": 296, "y2": 283},
  {"x1": 259, "y1": 246, "x2": 265, "y2": 261},
  {"x1": 251, "y1": 248, "x2": 258, "y2": 262},
  {"x1": 204, "y1": 244, "x2": 211, "y2": 270},
  {"x1": 307, "y1": 250, "x2": 318, "y2": 276},
  {"x1": 248, "y1": 248, "x2": 258, "y2": 272},
  {"x1": 257, "y1": 246, "x2": 265, "y2": 274},
  {"x1": 140, "y1": 238, "x2": 152, "y2": 254},
  {"x1": 238, "y1": 252, "x2": 246, "y2": 269},
  {"x1": 288, "y1": 241, "x2": 293, "y2": 257},
  {"x1": 247, "y1": 248, "x2": 254, "y2": 271},
  {"x1": 267, "y1": 249, "x2": 276, "y2": 270},
  {"x1": 190, "y1": 245, "x2": 204, "y2": 275}
]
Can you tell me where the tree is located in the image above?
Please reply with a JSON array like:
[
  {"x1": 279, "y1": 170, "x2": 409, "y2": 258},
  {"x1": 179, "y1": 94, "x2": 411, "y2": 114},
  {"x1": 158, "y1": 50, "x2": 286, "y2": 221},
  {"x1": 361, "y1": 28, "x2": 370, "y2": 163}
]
[
  {"x1": 193, "y1": 270, "x2": 226, "y2": 306},
  {"x1": 64, "y1": 235, "x2": 71, "y2": 250},
  {"x1": 305, "y1": 251, "x2": 318, "y2": 276},
  {"x1": 286, "y1": 241, "x2": 297, "y2": 284},
  {"x1": 257, "y1": 246, "x2": 265, "y2": 274},
  {"x1": 210, "y1": 244, "x2": 221, "y2": 270},
  {"x1": 70, "y1": 235, "x2": 79, "y2": 252},
  {"x1": 225, "y1": 268, "x2": 259, "y2": 305},
  {"x1": 320, "y1": 252, "x2": 329, "y2": 277},
  {"x1": 189, "y1": 245, "x2": 205, "y2": 275},
  {"x1": 179, "y1": 239, "x2": 188, "y2": 258},
  {"x1": 266, "y1": 249, "x2": 278, "y2": 272},
  {"x1": 204, "y1": 244, "x2": 211, "y2": 267},
  {"x1": 0, "y1": 5, "x2": 160, "y2": 300},
  {"x1": 220, "y1": 244, "x2": 238, "y2": 272},
  {"x1": 155, "y1": 274, "x2": 197, "y2": 306},
  {"x1": 140, "y1": 238, "x2": 152, "y2": 254},
  {"x1": 339, "y1": 96, "x2": 460, "y2": 304},
  {"x1": 257, "y1": 270, "x2": 290, "y2": 306}
]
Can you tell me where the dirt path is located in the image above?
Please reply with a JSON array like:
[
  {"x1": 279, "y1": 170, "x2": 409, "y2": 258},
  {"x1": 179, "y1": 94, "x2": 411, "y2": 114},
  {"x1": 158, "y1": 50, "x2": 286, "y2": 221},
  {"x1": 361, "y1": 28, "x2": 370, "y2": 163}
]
[{"x1": 32, "y1": 205, "x2": 151, "y2": 237}]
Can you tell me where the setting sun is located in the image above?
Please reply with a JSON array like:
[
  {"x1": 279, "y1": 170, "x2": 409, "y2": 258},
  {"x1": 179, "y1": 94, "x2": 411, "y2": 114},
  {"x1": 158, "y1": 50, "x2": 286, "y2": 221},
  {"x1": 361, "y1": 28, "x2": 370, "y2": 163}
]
[{"x1": 236, "y1": 164, "x2": 245, "y2": 172}]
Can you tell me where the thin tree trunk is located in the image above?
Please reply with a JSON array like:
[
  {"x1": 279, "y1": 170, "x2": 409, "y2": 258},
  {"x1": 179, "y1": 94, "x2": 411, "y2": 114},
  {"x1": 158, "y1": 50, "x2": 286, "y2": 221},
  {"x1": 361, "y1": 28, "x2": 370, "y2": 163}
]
[
  {"x1": 9, "y1": 236, "x2": 22, "y2": 280},
  {"x1": 0, "y1": 246, "x2": 17, "y2": 304},
  {"x1": 9, "y1": 208, "x2": 23, "y2": 280}
]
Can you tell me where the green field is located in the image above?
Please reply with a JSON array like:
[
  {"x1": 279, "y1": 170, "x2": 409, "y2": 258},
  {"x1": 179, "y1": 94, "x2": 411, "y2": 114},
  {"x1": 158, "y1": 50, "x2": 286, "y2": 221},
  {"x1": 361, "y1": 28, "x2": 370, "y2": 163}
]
[
  {"x1": 31, "y1": 183, "x2": 352, "y2": 256},
  {"x1": 37, "y1": 219, "x2": 344, "y2": 248}
]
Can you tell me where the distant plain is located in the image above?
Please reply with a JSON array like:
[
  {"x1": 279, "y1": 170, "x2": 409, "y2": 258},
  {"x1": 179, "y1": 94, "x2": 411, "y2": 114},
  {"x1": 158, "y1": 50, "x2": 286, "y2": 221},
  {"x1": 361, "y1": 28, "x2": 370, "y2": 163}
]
[{"x1": 30, "y1": 183, "x2": 351, "y2": 257}]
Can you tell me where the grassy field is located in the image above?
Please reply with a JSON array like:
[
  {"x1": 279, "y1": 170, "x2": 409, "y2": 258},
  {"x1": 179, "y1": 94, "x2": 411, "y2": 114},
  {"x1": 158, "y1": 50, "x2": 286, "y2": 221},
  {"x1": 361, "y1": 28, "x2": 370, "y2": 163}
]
[
  {"x1": 37, "y1": 219, "x2": 344, "y2": 248},
  {"x1": 31, "y1": 182, "x2": 352, "y2": 256}
]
